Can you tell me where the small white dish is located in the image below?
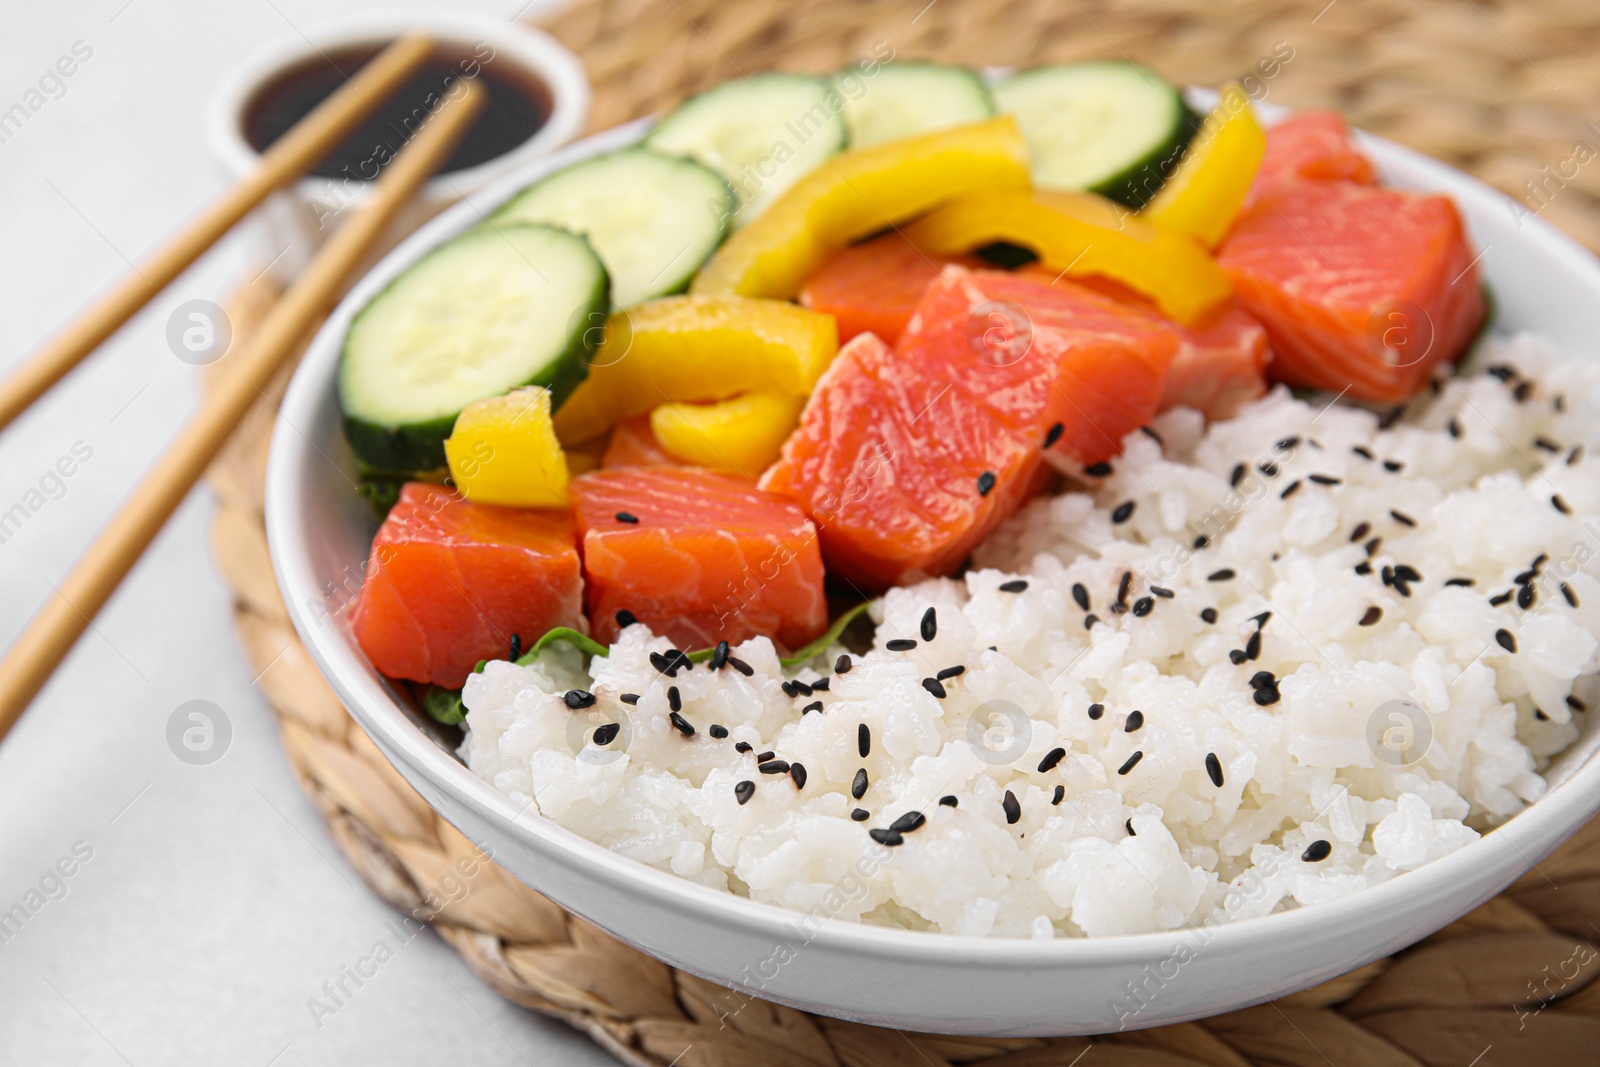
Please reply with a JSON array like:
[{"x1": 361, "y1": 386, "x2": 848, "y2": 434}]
[
  {"x1": 205, "y1": 11, "x2": 589, "y2": 283},
  {"x1": 264, "y1": 110, "x2": 1600, "y2": 1035}
]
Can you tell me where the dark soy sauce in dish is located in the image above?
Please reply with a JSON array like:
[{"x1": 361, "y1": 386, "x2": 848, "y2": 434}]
[{"x1": 243, "y1": 42, "x2": 551, "y2": 180}]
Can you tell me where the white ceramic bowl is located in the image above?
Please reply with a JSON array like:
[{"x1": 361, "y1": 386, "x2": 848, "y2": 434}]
[
  {"x1": 206, "y1": 11, "x2": 589, "y2": 284},
  {"x1": 264, "y1": 111, "x2": 1600, "y2": 1035}
]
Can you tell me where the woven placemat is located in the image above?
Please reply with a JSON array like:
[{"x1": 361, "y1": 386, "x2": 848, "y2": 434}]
[{"x1": 209, "y1": 1, "x2": 1600, "y2": 1062}]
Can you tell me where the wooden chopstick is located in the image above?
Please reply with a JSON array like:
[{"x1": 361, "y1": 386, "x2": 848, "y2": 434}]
[
  {"x1": 0, "y1": 33, "x2": 436, "y2": 434},
  {"x1": 0, "y1": 77, "x2": 488, "y2": 743}
]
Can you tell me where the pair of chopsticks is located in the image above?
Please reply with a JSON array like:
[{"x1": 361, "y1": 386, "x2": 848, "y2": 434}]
[{"x1": 0, "y1": 35, "x2": 487, "y2": 743}]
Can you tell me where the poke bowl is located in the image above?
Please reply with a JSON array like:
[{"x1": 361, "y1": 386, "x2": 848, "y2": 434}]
[{"x1": 265, "y1": 62, "x2": 1600, "y2": 1035}]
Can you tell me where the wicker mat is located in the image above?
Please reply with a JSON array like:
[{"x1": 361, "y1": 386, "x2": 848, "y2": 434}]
[{"x1": 208, "y1": 1, "x2": 1600, "y2": 1063}]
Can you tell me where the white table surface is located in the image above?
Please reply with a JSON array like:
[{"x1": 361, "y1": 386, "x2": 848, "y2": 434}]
[{"x1": 0, "y1": 2, "x2": 615, "y2": 1064}]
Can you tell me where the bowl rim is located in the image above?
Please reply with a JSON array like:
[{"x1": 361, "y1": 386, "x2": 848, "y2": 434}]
[
  {"x1": 204, "y1": 10, "x2": 591, "y2": 200},
  {"x1": 265, "y1": 104, "x2": 1600, "y2": 968}
]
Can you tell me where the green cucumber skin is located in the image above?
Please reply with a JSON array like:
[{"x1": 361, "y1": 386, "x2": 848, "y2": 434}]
[
  {"x1": 1092, "y1": 102, "x2": 1203, "y2": 208},
  {"x1": 337, "y1": 227, "x2": 610, "y2": 477}
]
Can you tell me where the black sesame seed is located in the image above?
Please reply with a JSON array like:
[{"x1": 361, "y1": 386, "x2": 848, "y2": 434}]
[
  {"x1": 936, "y1": 665, "x2": 966, "y2": 680},
  {"x1": 869, "y1": 828, "x2": 904, "y2": 847},
  {"x1": 999, "y1": 579, "x2": 1030, "y2": 593},
  {"x1": 1205, "y1": 753, "x2": 1224, "y2": 788},
  {"x1": 1124, "y1": 710, "x2": 1144, "y2": 732},
  {"x1": 802, "y1": 701, "x2": 824, "y2": 714},
  {"x1": 1259, "y1": 460, "x2": 1279, "y2": 477},
  {"x1": 1109, "y1": 601, "x2": 1129, "y2": 616},
  {"x1": 756, "y1": 751, "x2": 774, "y2": 763},
  {"x1": 1381, "y1": 565, "x2": 1395, "y2": 587},
  {"x1": 1072, "y1": 583, "x2": 1090, "y2": 610},
  {"x1": 648, "y1": 651, "x2": 676, "y2": 676},
  {"x1": 1193, "y1": 535, "x2": 1210, "y2": 549},
  {"x1": 1051, "y1": 785, "x2": 1065, "y2": 805},
  {"x1": 667, "y1": 686, "x2": 682, "y2": 712},
  {"x1": 1390, "y1": 509, "x2": 1417, "y2": 527},
  {"x1": 1230, "y1": 463, "x2": 1246, "y2": 488},
  {"x1": 1350, "y1": 522, "x2": 1371, "y2": 543},
  {"x1": 1277, "y1": 435, "x2": 1301, "y2": 452},
  {"x1": 1112, "y1": 500, "x2": 1136, "y2": 524},
  {"x1": 593, "y1": 723, "x2": 621, "y2": 746},
  {"x1": 835, "y1": 655, "x2": 852, "y2": 674},
  {"x1": 1045, "y1": 423, "x2": 1066, "y2": 449},
  {"x1": 1117, "y1": 751, "x2": 1144, "y2": 775},
  {"x1": 1253, "y1": 687, "x2": 1281, "y2": 706},
  {"x1": 1360, "y1": 606, "x2": 1383, "y2": 626},
  {"x1": 1308, "y1": 474, "x2": 1341, "y2": 486},
  {"x1": 920, "y1": 607, "x2": 938, "y2": 642},
  {"x1": 977, "y1": 471, "x2": 997, "y2": 496},
  {"x1": 708, "y1": 724, "x2": 729, "y2": 739},
  {"x1": 564, "y1": 689, "x2": 596, "y2": 709},
  {"x1": 711, "y1": 640, "x2": 730, "y2": 670},
  {"x1": 758, "y1": 759, "x2": 789, "y2": 774},
  {"x1": 886, "y1": 639, "x2": 918, "y2": 652},
  {"x1": 727, "y1": 656, "x2": 754, "y2": 677},
  {"x1": 1084, "y1": 460, "x2": 1112, "y2": 477},
  {"x1": 1126, "y1": 818, "x2": 1137, "y2": 837},
  {"x1": 1365, "y1": 537, "x2": 1382, "y2": 556},
  {"x1": 670, "y1": 712, "x2": 695, "y2": 736},
  {"x1": 1229, "y1": 649, "x2": 1248, "y2": 665},
  {"x1": 1002, "y1": 790, "x2": 1022, "y2": 824},
  {"x1": 1447, "y1": 417, "x2": 1462, "y2": 439},
  {"x1": 858, "y1": 724, "x2": 871, "y2": 758},
  {"x1": 1534, "y1": 436, "x2": 1562, "y2": 453},
  {"x1": 1569, "y1": 445, "x2": 1585, "y2": 466},
  {"x1": 1132, "y1": 596, "x2": 1154, "y2": 617},
  {"x1": 735, "y1": 781, "x2": 755, "y2": 805},
  {"x1": 850, "y1": 807, "x2": 870, "y2": 821},
  {"x1": 921, "y1": 677, "x2": 947, "y2": 699},
  {"x1": 852, "y1": 768, "x2": 869, "y2": 799},
  {"x1": 620, "y1": 693, "x2": 641, "y2": 706},
  {"x1": 1518, "y1": 584, "x2": 1536, "y2": 610},
  {"x1": 615, "y1": 610, "x2": 638, "y2": 632},
  {"x1": 810, "y1": 677, "x2": 829, "y2": 691},
  {"x1": 939, "y1": 795, "x2": 958, "y2": 808},
  {"x1": 1444, "y1": 577, "x2": 1474, "y2": 587},
  {"x1": 1383, "y1": 459, "x2": 1403, "y2": 472},
  {"x1": 790, "y1": 763, "x2": 808, "y2": 789},
  {"x1": 1553, "y1": 494, "x2": 1573, "y2": 516},
  {"x1": 1141, "y1": 425, "x2": 1164, "y2": 445},
  {"x1": 1354, "y1": 562, "x2": 1373, "y2": 576},
  {"x1": 1245, "y1": 631, "x2": 1262, "y2": 660},
  {"x1": 1117, "y1": 571, "x2": 1134, "y2": 603},
  {"x1": 792, "y1": 679, "x2": 814, "y2": 697},
  {"x1": 1208, "y1": 569, "x2": 1236, "y2": 582},
  {"x1": 1250, "y1": 671, "x2": 1276, "y2": 689},
  {"x1": 1485, "y1": 364, "x2": 1515, "y2": 382},
  {"x1": 890, "y1": 811, "x2": 925, "y2": 834},
  {"x1": 1496, "y1": 628, "x2": 1517, "y2": 653},
  {"x1": 1489, "y1": 590, "x2": 1514, "y2": 606},
  {"x1": 1280, "y1": 479, "x2": 1302, "y2": 500},
  {"x1": 735, "y1": 741, "x2": 752, "y2": 754},
  {"x1": 1201, "y1": 608, "x2": 1219, "y2": 624},
  {"x1": 1535, "y1": 708, "x2": 1549, "y2": 721},
  {"x1": 1352, "y1": 445, "x2": 1375, "y2": 460},
  {"x1": 1084, "y1": 614, "x2": 1101, "y2": 630},
  {"x1": 1562, "y1": 583, "x2": 1579, "y2": 608},
  {"x1": 1252, "y1": 611, "x2": 1272, "y2": 628},
  {"x1": 1569, "y1": 695, "x2": 1587, "y2": 712},
  {"x1": 1395, "y1": 564, "x2": 1422, "y2": 582},
  {"x1": 1302, "y1": 839, "x2": 1333, "y2": 862},
  {"x1": 1088, "y1": 703, "x2": 1105, "y2": 720},
  {"x1": 614, "y1": 511, "x2": 640, "y2": 524},
  {"x1": 1533, "y1": 553, "x2": 1549, "y2": 569},
  {"x1": 1151, "y1": 586, "x2": 1174, "y2": 599},
  {"x1": 508, "y1": 633, "x2": 522, "y2": 661},
  {"x1": 1039, "y1": 747, "x2": 1066, "y2": 772}
]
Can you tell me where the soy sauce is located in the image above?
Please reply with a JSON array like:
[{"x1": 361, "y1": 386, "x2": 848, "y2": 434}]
[{"x1": 244, "y1": 42, "x2": 551, "y2": 180}]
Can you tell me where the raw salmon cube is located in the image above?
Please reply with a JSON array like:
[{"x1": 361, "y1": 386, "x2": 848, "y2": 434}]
[
  {"x1": 601, "y1": 414, "x2": 682, "y2": 469},
  {"x1": 570, "y1": 467, "x2": 827, "y2": 651},
  {"x1": 351, "y1": 483, "x2": 585, "y2": 688},
  {"x1": 1219, "y1": 180, "x2": 1486, "y2": 402},
  {"x1": 763, "y1": 268, "x2": 1177, "y2": 589},
  {"x1": 1257, "y1": 110, "x2": 1377, "y2": 187},
  {"x1": 799, "y1": 231, "x2": 982, "y2": 345}
]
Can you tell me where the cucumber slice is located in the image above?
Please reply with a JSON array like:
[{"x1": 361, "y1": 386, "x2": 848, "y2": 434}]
[
  {"x1": 645, "y1": 72, "x2": 846, "y2": 225},
  {"x1": 834, "y1": 61, "x2": 994, "y2": 148},
  {"x1": 993, "y1": 61, "x2": 1196, "y2": 207},
  {"x1": 493, "y1": 148, "x2": 734, "y2": 308},
  {"x1": 339, "y1": 223, "x2": 609, "y2": 475}
]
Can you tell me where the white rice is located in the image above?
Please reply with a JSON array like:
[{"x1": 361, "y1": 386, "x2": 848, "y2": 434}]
[{"x1": 461, "y1": 333, "x2": 1599, "y2": 938}]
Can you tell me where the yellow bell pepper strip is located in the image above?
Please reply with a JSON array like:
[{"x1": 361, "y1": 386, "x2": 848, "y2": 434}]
[
  {"x1": 649, "y1": 391, "x2": 807, "y2": 480},
  {"x1": 1139, "y1": 84, "x2": 1266, "y2": 248},
  {"x1": 552, "y1": 295, "x2": 837, "y2": 445},
  {"x1": 690, "y1": 116, "x2": 1031, "y2": 300},
  {"x1": 900, "y1": 189, "x2": 1232, "y2": 325},
  {"x1": 444, "y1": 387, "x2": 570, "y2": 507}
]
